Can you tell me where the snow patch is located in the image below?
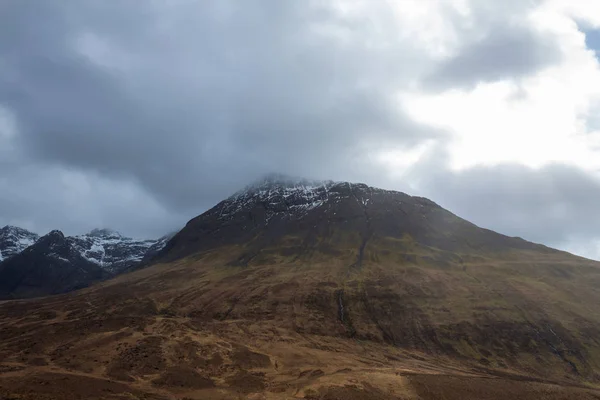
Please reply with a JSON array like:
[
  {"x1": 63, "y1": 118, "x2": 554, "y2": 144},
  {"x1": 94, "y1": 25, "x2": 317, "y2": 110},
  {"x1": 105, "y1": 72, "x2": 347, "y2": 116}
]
[
  {"x1": 68, "y1": 230, "x2": 161, "y2": 272},
  {"x1": 0, "y1": 226, "x2": 40, "y2": 260}
]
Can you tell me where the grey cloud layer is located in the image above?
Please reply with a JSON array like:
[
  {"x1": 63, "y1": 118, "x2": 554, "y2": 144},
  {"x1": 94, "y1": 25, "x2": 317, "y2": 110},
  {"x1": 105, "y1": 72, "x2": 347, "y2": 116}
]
[
  {"x1": 1, "y1": 1, "x2": 436, "y2": 208},
  {"x1": 426, "y1": 0, "x2": 562, "y2": 89},
  {"x1": 429, "y1": 26, "x2": 562, "y2": 89},
  {"x1": 418, "y1": 161, "x2": 600, "y2": 249},
  {"x1": 1, "y1": 0, "x2": 599, "y2": 258}
]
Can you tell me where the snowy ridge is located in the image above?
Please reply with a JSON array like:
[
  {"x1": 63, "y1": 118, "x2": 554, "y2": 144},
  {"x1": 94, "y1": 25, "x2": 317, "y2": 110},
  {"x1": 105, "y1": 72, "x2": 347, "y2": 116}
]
[
  {"x1": 0, "y1": 226, "x2": 39, "y2": 261},
  {"x1": 207, "y1": 174, "x2": 406, "y2": 226},
  {"x1": 217, "y1": 175, "x2": 337, "y2": 223},
  {"x1": 203, "y1": 174, "x2": 438, "y2": 231},
  {"x1": 69, "y1": 230, "x2": 163, "y2": 273},
  {"x1": 0, "y1": 225, "x2": 171, "y2": 275}
]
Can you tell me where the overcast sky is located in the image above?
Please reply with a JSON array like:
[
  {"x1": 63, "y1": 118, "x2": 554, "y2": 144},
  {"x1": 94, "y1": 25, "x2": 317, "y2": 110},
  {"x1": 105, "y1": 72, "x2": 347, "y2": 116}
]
[{"x1": 1, "y1": 1, "x2": 600, "y2": 258}]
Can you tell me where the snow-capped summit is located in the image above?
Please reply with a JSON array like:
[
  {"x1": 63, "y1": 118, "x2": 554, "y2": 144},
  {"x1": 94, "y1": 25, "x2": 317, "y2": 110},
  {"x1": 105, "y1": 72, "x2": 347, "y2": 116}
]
[
  {"x1": 0, "y1": 225, "x2": 39, "y2": 261},
  {"x1": 217, "y1": 174, "x2": 338, "y2": 223},
  {"x1": 0, "y1": 224, "x2": 173, "y2": 275},
  {"x1": 71, "y1": 229, "x2": 166, "y2": 273},
  {"x1": 0, "y1": 226, "x2": 176, "y2": 299},
  {"x1": 87, "y1": 228, "x2": 123, "y2": 239},
  {"x1": 240, "y1": 173, "x2": 335, "y2": 193},
  {"x1": 157, "y1": 175, "x2": 556, "y2": 268}
]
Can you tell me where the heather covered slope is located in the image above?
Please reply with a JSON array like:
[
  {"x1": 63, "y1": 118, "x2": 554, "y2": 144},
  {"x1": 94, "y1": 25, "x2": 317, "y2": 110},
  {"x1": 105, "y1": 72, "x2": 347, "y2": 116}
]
[
  {"x1": 1, "y1": 244, "x2": 599, "y2": 399},
  {"x1": 116, "y1": 238, "x2": 600, "y2": 382},
  {"x1": 1, "y1": 177, "x2": 600, "y2": 399}
]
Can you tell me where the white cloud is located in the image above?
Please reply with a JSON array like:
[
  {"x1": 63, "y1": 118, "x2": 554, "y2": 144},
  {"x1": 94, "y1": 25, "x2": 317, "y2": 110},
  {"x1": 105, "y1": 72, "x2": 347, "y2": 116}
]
[
  {"x1": 544, "y1": 0, "x2": 600, "y2": 28},
  {"x1": 401, "y1": 0, "x2": 600, "y2": 171}
]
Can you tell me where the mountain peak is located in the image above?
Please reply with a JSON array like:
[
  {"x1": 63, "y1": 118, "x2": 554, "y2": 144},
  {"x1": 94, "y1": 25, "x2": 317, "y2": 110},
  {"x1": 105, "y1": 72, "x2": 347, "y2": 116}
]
[
  {"x1": 161, "y1": 175, "x2": 551, "y2": 265},
  {"x1": 43, "y1": 230, "x2": 66, "y2": 241},
  {"x1": 87, "y1": 228, "x2": 122, "y2": 238},
  {"x1": 0, "y1": 226, "x2": 172, "y2": 298},
  {"x1": 0, "y1": 225, "x2": 40, "y2": 261},
  {"x1": 1, "y1": 225, "x2": 36, "y2": 235},
  {"x1": 239, "y1": 173, "x2": 334, "y2": 194}
]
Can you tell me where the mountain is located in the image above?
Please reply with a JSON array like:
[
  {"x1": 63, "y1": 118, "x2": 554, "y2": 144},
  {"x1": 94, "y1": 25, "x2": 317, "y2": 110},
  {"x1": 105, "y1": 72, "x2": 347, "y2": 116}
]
[
  {"x1": 0, "y1": 230, "x2": 110, "y2": 299},
  {"x1": 0, "y1": 228, "x2": 169, "y2": 299},
  {"x1": 0, "y1": 225, "x2": 39, "y2": 261},
  {"x1": 158, "y1": 174, "x2": 560, "y2": 264},
  {"x1": 69, "y1": 228, "x2": 162, "y2": 274},
  {"x1": 1, "y1": 175, "x2": 600, "y2": 400}
]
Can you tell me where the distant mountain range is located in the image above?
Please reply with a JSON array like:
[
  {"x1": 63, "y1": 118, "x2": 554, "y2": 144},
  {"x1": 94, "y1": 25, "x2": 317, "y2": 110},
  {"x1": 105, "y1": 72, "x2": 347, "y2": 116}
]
[{"x1": 0, "y1": 225, "x2": 173, "y2": 299}]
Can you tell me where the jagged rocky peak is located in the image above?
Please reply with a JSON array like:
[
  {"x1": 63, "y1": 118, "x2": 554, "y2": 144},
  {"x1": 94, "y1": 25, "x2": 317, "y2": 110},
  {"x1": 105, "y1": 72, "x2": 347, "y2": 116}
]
[
  {"x1": 37, "y1": 230, "x2": 67, "y2": 249},
  {"x1": 0, "y1": 225, "x2": 40, "y2": 261},
  {"x1": 66, "y1": 228, "x2": 170, "y2": 274},
  {"x1": 86, "y1": 228, "x2": 124, "y2": 239},
  {"x1": 0, "y1": 225, "x2": 175, "y2": 298},
  {"x1": 0, "y1": 225, "x2": 38, "y2": 237},
  {"x1": 46, "y1": 229, "x2": 65, "y2": 238}
]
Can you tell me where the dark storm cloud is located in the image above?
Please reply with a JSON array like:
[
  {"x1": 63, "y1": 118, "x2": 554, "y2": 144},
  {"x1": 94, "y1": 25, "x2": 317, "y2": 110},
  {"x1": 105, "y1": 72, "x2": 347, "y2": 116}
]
[{"x1": 0, "y1": 0, "x2": 436, "y2": 220}]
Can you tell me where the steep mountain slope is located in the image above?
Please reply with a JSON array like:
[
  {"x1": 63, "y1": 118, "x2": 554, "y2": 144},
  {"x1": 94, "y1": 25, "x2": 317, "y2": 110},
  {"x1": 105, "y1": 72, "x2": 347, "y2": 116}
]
[
  {"x1": 0, "y1": 228, "x2": 169, "y2": 299},
  {"x1": 1, "y1": 176, "x2": 600, "y2": 400},
  {"x1": 0, "y1": 225, "x2": 39, "y2": 261}
]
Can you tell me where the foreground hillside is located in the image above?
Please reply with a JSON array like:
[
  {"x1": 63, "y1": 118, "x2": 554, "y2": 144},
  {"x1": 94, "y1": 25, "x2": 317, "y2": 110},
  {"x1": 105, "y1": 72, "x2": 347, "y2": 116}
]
[{"x1": 1, "y1": 176, "x2": 600, "y2": 399}]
